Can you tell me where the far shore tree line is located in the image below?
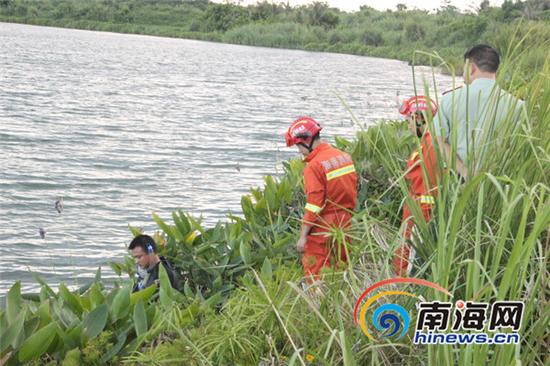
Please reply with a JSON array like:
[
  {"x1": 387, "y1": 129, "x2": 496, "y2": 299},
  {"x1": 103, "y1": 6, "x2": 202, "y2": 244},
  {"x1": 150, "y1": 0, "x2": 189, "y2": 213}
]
[{"x1": 1, "y1": 0, "x2": 549, "y2": 81}]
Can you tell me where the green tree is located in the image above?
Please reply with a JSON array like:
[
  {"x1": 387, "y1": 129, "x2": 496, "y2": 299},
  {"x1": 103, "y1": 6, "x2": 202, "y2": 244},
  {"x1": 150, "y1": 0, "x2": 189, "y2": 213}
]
[
  {"x1": 203, "y1": 3, "x2": 248, "y2": 32},
  {"x1": 306, "y1": 2, "x2": 339, "y2": 29},
  {"x1": 248, "y1": 1, "x2": 283, "y2": 21},
  {"x1": 362, "y1": 30, "x2": 383, "y2": 46},
  {"x1": 405, "y1": 21, "x2": 425, "y2": 41}
]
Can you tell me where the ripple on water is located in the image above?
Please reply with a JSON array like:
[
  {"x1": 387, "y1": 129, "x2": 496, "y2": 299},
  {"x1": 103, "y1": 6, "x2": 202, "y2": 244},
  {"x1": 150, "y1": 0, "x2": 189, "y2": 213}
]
[{"x1": 0, "y1": 22, "x2": 456, "y2": 296}]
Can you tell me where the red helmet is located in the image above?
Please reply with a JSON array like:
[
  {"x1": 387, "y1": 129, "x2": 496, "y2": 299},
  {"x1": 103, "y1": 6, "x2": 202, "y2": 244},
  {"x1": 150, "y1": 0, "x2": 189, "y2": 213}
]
[
  {"x1": 285, "y1": 116, "x2": 322, "y2": 148},
  {"x1": 399, "y1": 95, "x2": 438, "y2": 121}
]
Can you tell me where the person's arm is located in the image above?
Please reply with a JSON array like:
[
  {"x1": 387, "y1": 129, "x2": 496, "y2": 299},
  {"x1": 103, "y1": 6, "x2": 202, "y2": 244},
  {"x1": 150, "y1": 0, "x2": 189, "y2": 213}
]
[
  {"x1": 296, "y1": 224, "x2": 312, "y2": 253},
  {"x1": 432, "y1": 96, "x2": 468, "y2": 179},
  {"x1": 158, "y1": 259, "x2": 179, "y2": 290},
  {"x1": 434, "y1": 136, "x2": 468, "y2": 179},
  {"x1": 297, "y1": 164, "x2": 326, "y2": 253}
]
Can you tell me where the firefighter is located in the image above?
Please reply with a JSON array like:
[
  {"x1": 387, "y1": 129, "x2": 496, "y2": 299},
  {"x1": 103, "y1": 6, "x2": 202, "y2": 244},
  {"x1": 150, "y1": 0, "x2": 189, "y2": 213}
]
[
  {"x1": 285, "y1": 117, "x2": 357, "y2": 281},
  {"x1": 393, "y1": 96, "x2": 439, "y2": 277}
]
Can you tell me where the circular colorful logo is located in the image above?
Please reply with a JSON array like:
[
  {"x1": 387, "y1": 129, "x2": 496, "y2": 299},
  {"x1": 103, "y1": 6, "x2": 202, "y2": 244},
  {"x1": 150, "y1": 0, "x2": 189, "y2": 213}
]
[{"x1": 354, "y1": 278, "x2": 451, "y2": 340}]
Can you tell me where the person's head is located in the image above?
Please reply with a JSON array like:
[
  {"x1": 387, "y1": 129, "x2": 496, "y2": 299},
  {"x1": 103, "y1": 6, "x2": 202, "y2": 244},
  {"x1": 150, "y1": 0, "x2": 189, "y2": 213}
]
[
  {"x1": 285, "y1": 116, "x2": 322, "y2": 157},
  {"x1": 129, "y1": 234, "x2": 158, "y2": 269},
  {"x1": 399, "y1": 95, "x2": 438, "y2": 138},
  {"x1": 463, "y1": 44, "x2": 499, "y2": 84}
]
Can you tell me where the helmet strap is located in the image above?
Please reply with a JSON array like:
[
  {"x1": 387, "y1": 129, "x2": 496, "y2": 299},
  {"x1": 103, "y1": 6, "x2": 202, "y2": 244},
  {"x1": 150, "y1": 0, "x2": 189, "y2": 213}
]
[
  {"x1": 296, "y1": 132, "x2": 320, "y2": 152},
  {"x1": 414, "y1": 113, "x2": 426, "y2": 138},
  {"x1": 297, "y1": 142, "x2": 311, "y2": 152},
  {"x1": 307, "y1": 132, "x2": 320, "y2": 151}
]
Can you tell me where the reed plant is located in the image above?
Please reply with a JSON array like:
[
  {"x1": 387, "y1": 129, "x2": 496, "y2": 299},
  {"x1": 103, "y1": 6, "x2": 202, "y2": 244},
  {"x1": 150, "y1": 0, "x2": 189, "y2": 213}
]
[{"x1": 1, "y1": 36, "x2": 548, "y2": 366}]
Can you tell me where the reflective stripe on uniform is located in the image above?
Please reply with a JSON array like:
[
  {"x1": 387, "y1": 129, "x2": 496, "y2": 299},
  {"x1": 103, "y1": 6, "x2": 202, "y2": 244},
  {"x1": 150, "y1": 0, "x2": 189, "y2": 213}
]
[
  {"x1": 326, "y1": 164, "x2": 356, "y2": 181},
  {"x1": 419, "y1": 195, "x2": 435, "y2": 205},
  {"x1": 305, "y1": 202, "x2": 322, "y2": 213}
]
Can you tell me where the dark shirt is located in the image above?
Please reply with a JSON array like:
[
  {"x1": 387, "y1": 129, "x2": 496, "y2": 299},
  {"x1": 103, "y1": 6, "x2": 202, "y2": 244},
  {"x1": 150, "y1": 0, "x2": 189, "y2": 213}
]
[{"x1": 133, "y1": 256, "x2": 178, "y2": 292}]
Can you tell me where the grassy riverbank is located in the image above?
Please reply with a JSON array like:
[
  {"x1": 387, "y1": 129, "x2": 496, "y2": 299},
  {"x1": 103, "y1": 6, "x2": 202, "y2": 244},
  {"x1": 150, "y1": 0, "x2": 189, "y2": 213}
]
[
  {"x1": 1, "y1": 45, "x2": 549, "y2": 364},
  {"x1": 1, "y1": 0, "x2": 550, "y2": 78}
]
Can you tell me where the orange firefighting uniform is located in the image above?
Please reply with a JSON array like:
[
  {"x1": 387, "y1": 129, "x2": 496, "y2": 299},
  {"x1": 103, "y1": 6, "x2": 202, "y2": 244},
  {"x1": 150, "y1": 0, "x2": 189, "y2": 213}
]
[
  {"x1": 393, "y1": 132, "x2": 438, "y2": 276},
  {"x1": 302, "y1": 143, "x2": 357, "y2": 278}
]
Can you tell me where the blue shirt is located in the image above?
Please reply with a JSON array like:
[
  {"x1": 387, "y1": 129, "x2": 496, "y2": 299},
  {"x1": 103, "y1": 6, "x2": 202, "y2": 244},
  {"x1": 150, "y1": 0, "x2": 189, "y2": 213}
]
[{"x1": 433, "y1": 78, "x2": 525, "y2": 167}]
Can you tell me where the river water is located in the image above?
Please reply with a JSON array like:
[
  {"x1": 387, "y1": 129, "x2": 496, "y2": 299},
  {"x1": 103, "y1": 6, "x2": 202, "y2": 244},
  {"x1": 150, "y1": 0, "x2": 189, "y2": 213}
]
[{"x1": 0, "y1": 22, "x2": 455, "y2": 296}]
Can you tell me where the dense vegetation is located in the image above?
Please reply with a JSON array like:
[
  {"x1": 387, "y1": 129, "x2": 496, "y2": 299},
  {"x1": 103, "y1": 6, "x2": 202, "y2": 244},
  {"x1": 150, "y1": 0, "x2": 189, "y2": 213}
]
[
  {"x1": 1, "y1": 1, "x2": 549, "y2": 364},
  {"x1": 1, "y1": 0, "x2": 549, "y2": 77},
  {"x1": 1, "y1": 42, "x2": 549, "y2": 364}
]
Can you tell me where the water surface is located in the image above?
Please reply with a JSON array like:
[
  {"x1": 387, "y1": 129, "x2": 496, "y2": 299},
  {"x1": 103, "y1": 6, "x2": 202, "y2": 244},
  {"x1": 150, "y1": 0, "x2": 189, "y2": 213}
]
[{"x1": 0, "y1": 22, "x2": 454, "y2": 295}]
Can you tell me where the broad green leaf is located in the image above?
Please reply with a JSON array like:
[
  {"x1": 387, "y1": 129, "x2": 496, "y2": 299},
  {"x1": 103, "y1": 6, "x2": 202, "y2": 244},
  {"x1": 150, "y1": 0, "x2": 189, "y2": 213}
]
[
  {"x1": 212, "y1": 275, "x2": 222, "y2": 290},
  {"x1": 128, "y1": 224, "x2": 143, "y2": 237},
  {"x1": 109, "y1": 262, "x2": 123, "y2": 276},
  {"x1": 110, "y1": 286, "x2": 131, "y2": 322},
  {"x1": 133, "y1": 299, "x2": 148, "y2": 337},
  {"x1": 176, "y1": 302, "x2": 201, "y2": 327},
  {"x1": 18, "y1": 322, "x2": 57, "y2": 362},
  {"x1": 56, "y1": 326, "x2": 77, "y2": 351},
  {"x1": 80, "y1": 294, "x2": 92, "y2": 312},
  {"x1": 170, "y1": 212, "x2": 185, "y2": 242},
  {"x1": 7, "y1": 281, "x2": 22, "y2": 325},
  {"x1": 94, "y1": 266, "x2": 101, "y2": 282},
  {"x1": 273, "y1": 235, "x2": 293, "y2": 249},
  {"x1": 82, "y1": 304, "x2": 108, "y2": 339},
  {"x1": 63, "y1": 325, "x2": 83, "y2": 350},
  {"x1": 239, "y1": 240, "x2": 252, "y2": 265},
  {"x1": 130, "y1": 284, "x2": 157, "y2": 307},
  {"x1": 339, "y1": 330, "x2": 357, "y2": 366},
  {"x1": 158, "y1": 264, "x2": 174, "y2": 307},
  {"x1": 100, "y1": 329, "x2": 128, "y2": 363},
  {"x1": 37, "y1": 301, "x2": 52, "y2": 327},
  {"x1": 32, "y1": 274, "x2": 57, "y2": 299},
  {"x1": 76, "y1": 280, "x2": 95, "y2": 295},
  {"x1": 229, "y1": 219, "x2": 242, "y2": 240},
  {"x1": 261, "y1": 258, "x2": 273, "y2": 281},
  {"x1": 172, "y1": 211, "x2": 189, "y2": 242},
  {"x1": 241, "y1": 196, "x2": 255, "y2": 223},
  {"x1": 0, "y1": 308, "x2": 26, "y2": 353},
  {"x1": 178, "y1": 210, "x2": 191, "y2": 232},
  {"x1": 23, "y1": 317, "x2": 40, "y2": 339},
  {"x1": 183, "y1": 281, "x2": 193, "y2": 298},
  {"x1": 62, "y1": 348, "x2": 81, "y2": 366},
  {"x1": 51, "y1": 297, "x2": 78, "y2": 329},
  {"x1": 88, "y1": 282, "x2": 105, "y2": 309},
  {"x1": 39, "y1": 286, "x2": 50, "y2": 302},
  {"x1": 123, "y1": 334, "x2": 147, "y2": 355},
  {"x1": 152, "y1": 212, "x2": 174, "y2": 239},
  {"x1": 21, "y1": 292, "x2": 40, "y2": 302},
  {"x1": 203, "y1": 291, "x2": 223, "y2": 308},
  {"x1": 59, "y1": 284, "x2": 84, "y2": 316},
  {"x1": 0, "y1": 311, "x2": 6, "y2": 332},
  {"x1": 184, "y1": 231, "x2": 197, "y2": 245}
]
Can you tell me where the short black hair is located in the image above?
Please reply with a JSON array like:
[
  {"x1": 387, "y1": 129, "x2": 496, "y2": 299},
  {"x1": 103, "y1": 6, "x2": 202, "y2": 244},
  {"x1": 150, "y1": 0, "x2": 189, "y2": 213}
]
[
  {"x1": 464, "y1": 44, "x2": 500, "y2": 73},
  {"x1": 129, "y1": 234, "x2": 156, "y2": 254}
]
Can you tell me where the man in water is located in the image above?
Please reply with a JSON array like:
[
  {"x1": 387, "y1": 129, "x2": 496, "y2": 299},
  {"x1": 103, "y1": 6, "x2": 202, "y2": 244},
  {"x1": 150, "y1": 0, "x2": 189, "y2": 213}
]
[
  {"x1": 285, "y1": 117, "x2": 357, "y2": 283},
  {"x1": 129, "y1": 234, "x2": 178, "y2": 292},
  {"x1": 433, "y1": 44, "x2": 525, "y2": 178}
]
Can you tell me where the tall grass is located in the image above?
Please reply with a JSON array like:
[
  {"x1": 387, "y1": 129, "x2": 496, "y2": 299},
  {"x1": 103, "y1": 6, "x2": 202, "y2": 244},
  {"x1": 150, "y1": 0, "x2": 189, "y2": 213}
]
[
  {"x1": 130, "y1": 48, "x2": 549, "y2": 365},
  {"x1": 1, "y1": 27, "x2": 548, "y2": 366}
]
